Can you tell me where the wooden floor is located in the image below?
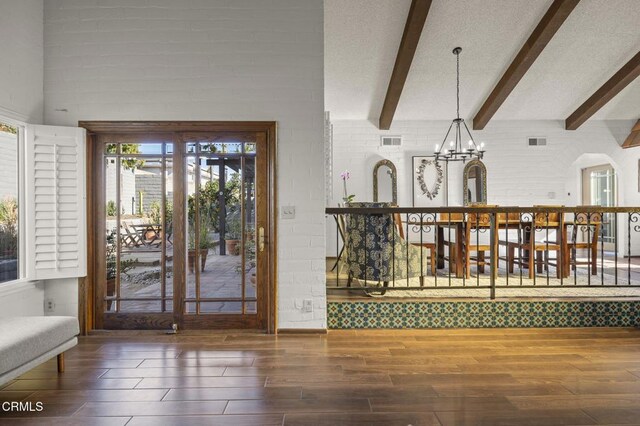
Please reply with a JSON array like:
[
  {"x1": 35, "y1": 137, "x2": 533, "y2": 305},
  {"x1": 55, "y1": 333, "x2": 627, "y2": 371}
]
[{"x1": 2, "y1": 328, "x2": 640, "y2": 425}]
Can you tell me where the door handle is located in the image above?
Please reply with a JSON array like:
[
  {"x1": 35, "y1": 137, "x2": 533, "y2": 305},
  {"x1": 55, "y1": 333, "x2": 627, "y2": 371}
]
[{"x1": 258, "y1": 227, "x2": 265, "y2": 252}]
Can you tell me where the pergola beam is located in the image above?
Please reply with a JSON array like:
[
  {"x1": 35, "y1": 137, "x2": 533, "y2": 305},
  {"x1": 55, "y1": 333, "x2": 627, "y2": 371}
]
[
  {"x1": 566, "y1": 51, "x2": 640, "y2": 130},
  {"x1": 472, "y1": 0, "x2": 580, "y2": 130},
  {"x1": 378, "y1": 0, "x2": 432, "y2": 130}
]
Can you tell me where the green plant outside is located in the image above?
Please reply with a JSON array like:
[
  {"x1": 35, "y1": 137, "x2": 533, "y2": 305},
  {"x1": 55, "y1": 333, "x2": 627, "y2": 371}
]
[
  {"x1": 0, "y1": 197, "x2": 18, "y2": 257},
  {"x1": 106, "y1": 144, "x2": 145, "y2": 170}
]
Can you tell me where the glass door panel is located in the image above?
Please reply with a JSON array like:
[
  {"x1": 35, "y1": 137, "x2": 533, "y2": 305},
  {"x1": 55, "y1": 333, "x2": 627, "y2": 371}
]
[
  {"x1": 182, "y1": 140, "x2": 259, "y2": 324},
  {"x1": 103, "y1": 142, "x2": 173, "y2": 315},
  {"x1": 582, "y1": 164, "x2": 616, "y2": 250}
]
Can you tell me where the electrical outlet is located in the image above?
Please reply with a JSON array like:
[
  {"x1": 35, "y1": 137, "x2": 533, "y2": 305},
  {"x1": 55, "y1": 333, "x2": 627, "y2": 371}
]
[
  {"x1": 303, "y1": 299, "x2": 313, "y2": 313},
  {"x1": 44, "y1": 298, "x2": 55, "y2": 313},
  {"x1": 281, "y1": 205, "x2": 296, "y2": 219}
]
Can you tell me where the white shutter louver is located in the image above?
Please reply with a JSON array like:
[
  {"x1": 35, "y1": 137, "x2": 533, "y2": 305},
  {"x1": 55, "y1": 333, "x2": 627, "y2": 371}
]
[{"x1": 25, "y1": 125, "x2": 87, "y2": 280}]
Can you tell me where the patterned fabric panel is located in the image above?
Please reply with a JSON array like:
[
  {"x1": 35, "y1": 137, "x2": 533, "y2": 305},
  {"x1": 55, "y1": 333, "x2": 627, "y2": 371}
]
[{"x1": 345, "y1": 202, "x2": 430, "y2": 282}]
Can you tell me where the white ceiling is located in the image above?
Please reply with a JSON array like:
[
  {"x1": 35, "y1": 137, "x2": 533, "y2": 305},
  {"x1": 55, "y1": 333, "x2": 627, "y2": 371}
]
[{"x1": 325, "y1": 0, "x2": 640, "y2": 123}]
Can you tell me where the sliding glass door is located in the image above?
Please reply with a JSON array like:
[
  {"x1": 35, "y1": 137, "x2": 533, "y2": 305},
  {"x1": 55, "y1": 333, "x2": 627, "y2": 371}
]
[{"x1": 91, "y1": 128, "x2": 272, "y2": 330}]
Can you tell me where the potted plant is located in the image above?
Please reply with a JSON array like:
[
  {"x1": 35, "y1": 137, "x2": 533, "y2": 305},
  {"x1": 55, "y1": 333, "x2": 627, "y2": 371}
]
[
  {"x1": 188, "y1": 217, "x2": 213, "y2": 273},
  {"x1": 225, "y1": 213, "x2": 242, "y2": 255},
  {"x1": 105, "y1": 230, "x2": 136, "y2": 310}
]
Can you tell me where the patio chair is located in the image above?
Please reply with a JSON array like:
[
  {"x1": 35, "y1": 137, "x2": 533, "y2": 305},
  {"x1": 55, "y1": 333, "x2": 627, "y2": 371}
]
[
  {"x1": 344, "y1": 202, "x2": 432, "y2": 295},
  {"x1": 120, "y1": 222, "x2": 144, "y2": 248}
]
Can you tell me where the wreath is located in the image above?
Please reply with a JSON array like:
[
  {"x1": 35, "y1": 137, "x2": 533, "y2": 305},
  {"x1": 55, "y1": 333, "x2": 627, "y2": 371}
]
[{"x1": 416, "y1": 159, "x2": 443, "y2": 200}]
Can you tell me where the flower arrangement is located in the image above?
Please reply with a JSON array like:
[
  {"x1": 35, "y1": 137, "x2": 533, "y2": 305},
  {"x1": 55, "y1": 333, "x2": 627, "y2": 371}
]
[{"x1": 340, "y1": 170, "x2": 355, "y2": 204}]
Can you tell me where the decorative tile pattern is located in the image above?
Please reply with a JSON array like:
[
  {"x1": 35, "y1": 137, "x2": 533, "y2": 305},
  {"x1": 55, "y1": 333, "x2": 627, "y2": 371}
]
[{"x1": 327, "y1": 300, "x2": 640, "y2": 329}]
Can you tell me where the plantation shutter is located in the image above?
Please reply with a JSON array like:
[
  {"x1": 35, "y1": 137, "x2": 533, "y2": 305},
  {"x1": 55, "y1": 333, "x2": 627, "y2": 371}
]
[{"x1": 25, "y1": 124, "x2": 87, "y2": 280}]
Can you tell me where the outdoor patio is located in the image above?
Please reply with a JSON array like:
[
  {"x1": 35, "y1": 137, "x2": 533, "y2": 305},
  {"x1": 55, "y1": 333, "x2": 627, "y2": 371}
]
[{"x1": 112, "y1": 245, "x2": 257, "y2": 314}]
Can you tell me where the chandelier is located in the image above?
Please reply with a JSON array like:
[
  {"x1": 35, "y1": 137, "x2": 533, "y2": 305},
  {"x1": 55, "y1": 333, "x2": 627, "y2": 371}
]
[{"x1": 434, "y1": 47, "x2": 485, "y2": 162}]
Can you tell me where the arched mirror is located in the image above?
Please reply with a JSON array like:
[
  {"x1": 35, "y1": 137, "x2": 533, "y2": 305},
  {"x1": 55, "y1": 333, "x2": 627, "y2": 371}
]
[
  {"x1": 373, "y1": 159, "x2": 397, "y2": 205},
  {"x1": 463, "y1": 159, "x2": 487, "y2": 206}
]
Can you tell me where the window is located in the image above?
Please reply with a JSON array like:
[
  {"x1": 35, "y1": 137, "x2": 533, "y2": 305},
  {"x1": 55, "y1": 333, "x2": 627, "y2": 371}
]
[{"x1": 0, "y1": 121, "x2": 20, "y2": 283}]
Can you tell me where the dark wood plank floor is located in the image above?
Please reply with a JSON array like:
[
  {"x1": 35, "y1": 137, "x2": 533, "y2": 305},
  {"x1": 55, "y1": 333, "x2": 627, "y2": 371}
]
[{"x1": 2, "y1": 328, "x2": 640, "y2": 425}]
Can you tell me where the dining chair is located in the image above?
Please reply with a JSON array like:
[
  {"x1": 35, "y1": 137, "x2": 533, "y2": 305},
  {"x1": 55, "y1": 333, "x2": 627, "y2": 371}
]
[
  {"x1": 564, "y1": 209, "x2": 600, "y2": 276},
  {"x1": 464, "y1": 207, "x2": 500, "y2": 279},
  {"x1": 344, "y1": 202, "x2": 432, "y2": 295},
  {"x1": 438, "y1": 212, "x2": 464, "y2": 276},
  {"x1": 503, "y1": 206, "x2": 565, "y2": 279}
]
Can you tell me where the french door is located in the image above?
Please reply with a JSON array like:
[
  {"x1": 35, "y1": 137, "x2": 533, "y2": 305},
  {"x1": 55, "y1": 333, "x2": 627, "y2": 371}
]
[
  {"x1": 582, "y1": 163, "x2": 617, "y2": 251},
  {"x1": 85, "y1": 122, "x2": 276, "y2": 331}
]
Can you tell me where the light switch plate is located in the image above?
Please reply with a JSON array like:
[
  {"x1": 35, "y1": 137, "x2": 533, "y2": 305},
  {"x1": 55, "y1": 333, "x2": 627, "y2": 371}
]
[{"x1": 281, "y1": 205, "x2": 295, "y2": 219}]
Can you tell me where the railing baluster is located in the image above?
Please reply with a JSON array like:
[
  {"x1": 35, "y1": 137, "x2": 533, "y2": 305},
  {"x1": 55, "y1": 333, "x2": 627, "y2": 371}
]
[
  {"x1": 434, "y1": 213, "x2": 438, "y2": 288},
  {"x1": 391, "y1": 212, "x2": 395, "y2": 291},
  {"x1": 419, "y1": 213, "x2": 424, "y2": 287},
  {"x1": 587, "y1": 212, "x2": 591, "y2": 286},
  {"x1": 518, "y1": 212, "x2": 523, "y2": 286},
  {"x1": 336, "y1": 214, "x2": 339, "y2": 287},
  {"x1": 573, "y1": 215, "x2": 578, "y2": 286},
  {"x1": 615, "y1": 212, "x2": 618, "y2": 285},
  {"x1": 363, "y1": 212, "x2": 367, "y2": 290},
  {"x1": 600, "y1": 210, "x2": 604, "y2": 286},
  {"x1": 406, "y1": 212, "x2": 409, "y2": 288},
  {"x1": 545, "y1": 211, "x2": 550, "y2": 286},
  {"x1": 559, "y1": 209, "x2": 563, "y2": 286},
  {"x1": 448, "y1": 213, "x2": 452, "y2": 287},
  {"x1": 490, "y1": 212, "x2": 496, "y2": 299},
  {"x1": 476, "y1": 212, "x2": 480, "y2": 287},
  {"x1": 505, "y1": 211, "x2": 509, "y2": 287},
  {"x1": 629, "y1": 212, "x2": 632, "y2": 286}
]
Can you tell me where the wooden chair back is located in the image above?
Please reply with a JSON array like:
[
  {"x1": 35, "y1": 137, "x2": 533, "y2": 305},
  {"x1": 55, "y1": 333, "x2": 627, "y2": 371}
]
[{"x1": 533, "y1": 205, "x2": 565, "y2": 227}]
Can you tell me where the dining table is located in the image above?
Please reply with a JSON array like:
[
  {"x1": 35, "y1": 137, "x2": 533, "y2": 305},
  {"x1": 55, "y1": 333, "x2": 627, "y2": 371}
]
[{"x1": 404, "y1": 215, "x2": 595, "y2": 279}]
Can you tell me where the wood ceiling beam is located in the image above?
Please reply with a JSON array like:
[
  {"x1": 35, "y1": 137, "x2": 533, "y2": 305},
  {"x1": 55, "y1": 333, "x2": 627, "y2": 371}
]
[
  {"x1": 378, "y1": 0, "x2": 432, "y2": 130},
  {"x1": 566, "y1": 51, "x2": 640, "y2": 130},
  {"x1": 472, "y1": 0, "x2": 580, "y2": 130},
  {"x1": 622, "y1": 119, "x2": 640, "y2": 149}
]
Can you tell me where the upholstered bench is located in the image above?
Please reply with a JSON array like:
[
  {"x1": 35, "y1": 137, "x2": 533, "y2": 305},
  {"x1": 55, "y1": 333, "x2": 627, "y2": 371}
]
[{"x1": 0, "y1": 316, "x2": 79, "y2": 385}]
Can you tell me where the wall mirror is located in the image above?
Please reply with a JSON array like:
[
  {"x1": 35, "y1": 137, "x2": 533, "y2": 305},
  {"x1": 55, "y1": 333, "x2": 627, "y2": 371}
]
[
  {"x1": 373, "y1": 159, "x2": 397, "y2": 204},
  {"x1": 463, "y1": 159, "x2": 487, "y2": 206}
]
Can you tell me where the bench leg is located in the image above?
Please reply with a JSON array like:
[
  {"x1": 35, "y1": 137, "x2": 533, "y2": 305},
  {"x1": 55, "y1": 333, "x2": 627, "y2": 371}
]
[{"x1": 57, "y1": 353, "x2": 65, "y2": 373}]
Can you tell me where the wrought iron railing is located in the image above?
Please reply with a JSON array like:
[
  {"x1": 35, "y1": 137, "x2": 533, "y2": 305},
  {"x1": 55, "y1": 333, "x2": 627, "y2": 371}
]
[{"x1": 326, "y1": 206, "x2": 640, "y2": 298}]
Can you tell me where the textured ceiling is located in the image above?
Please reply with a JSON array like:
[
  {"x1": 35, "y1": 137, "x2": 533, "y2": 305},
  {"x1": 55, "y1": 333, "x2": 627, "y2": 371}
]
[{"x1": 325, "y1": 0, "x2": 640, "y2": 123}]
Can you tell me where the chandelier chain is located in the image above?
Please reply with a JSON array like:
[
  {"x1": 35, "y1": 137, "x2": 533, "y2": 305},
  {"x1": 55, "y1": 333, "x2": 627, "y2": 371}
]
[{"x1": 456, "y1": 49, "x2": 460, "y2": 120}]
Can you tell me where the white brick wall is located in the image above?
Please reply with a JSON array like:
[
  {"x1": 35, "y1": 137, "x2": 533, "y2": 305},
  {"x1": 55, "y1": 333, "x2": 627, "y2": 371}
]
[
  {"x1": 330, "y1": 119, "x2": 640, "y2": 256},
  {"x1": 0, "y1": 0, "x2": 43, "y2": 123},
  {"x1": 0, "y1": 0, "x2": 44, "y2": 317},
  {"x1": 43, "y1": 0, "x2": 326, "y2": 329},
  {"x1": 0, "y1": 282, "x2": 45, "y2": 317}
]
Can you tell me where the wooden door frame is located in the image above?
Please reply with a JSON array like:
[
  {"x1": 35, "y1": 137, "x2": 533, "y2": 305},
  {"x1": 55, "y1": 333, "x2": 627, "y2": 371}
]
[{"x1": 80, "y1": 121, "x2": 278, "y2": 334}]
